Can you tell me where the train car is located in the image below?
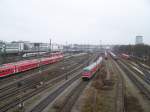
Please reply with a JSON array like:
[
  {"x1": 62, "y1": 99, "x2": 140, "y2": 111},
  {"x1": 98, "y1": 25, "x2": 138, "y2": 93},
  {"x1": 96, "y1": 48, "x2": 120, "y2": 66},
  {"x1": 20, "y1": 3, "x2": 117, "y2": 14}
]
[
  {"x1": 109, "y1": 51, "x2": 118, "y2": 60},
  {"x1": 40, "y1": 58, "x2": 50, "y2": 65},
  {"x1": 15, "y1": 59, "x2": 39, "y2": 73},
  {"x1": 121, "y1": 53, "x2": 130, "y2": 60},
  {"x1": 22, "y1": 52, "x2": 46, "y2": 58},
  {"x1": 57, "y1": 53, "x2": 64, "y2": 61},
  {"x1": 104, "y1": 51, "x2": 108, "y2": 60},
  {"x1": 40, "y1": 57, "x2": 54, "y2": 65},
  {"x1": 82, "y1": 57, "x2": 103, "y2": 80},
  {"x1": 54, "y1": 52, "x2": 64, "y2": 61},
  {"x1": 51, "y1": 52, "x2": 63, "y2": 57},
  {"x1": 40, "y1": 52, "x2": 63, "y2": 65},
  {"x1": 0, "y1": 52, "x2": 64, "y2": 78},
  {"x1": 0, "y1": 64, "x2": 15, "y2": 77}
]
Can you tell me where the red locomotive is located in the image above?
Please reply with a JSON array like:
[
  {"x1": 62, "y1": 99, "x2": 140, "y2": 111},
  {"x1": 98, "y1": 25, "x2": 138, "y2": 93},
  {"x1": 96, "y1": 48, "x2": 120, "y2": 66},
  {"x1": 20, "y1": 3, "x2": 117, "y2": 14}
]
[
  {"x1": 0, "y1": 52, "x2": 63, "y2": 77},
  {"x1": 82, "y1": 57, "x2": 103, "y2": 80}
]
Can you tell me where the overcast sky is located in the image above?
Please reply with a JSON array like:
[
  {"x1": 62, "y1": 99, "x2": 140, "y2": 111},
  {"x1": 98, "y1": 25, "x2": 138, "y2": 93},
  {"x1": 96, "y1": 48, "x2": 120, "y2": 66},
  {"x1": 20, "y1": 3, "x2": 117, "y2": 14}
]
[{"x1": 0, "y1": 0, "x2": 150, "y2": 45}]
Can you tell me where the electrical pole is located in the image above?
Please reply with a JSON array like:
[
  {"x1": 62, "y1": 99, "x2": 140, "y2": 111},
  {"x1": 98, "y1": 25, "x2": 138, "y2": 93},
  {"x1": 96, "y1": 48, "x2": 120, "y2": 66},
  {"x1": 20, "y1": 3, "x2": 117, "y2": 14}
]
[
  {"x1": 88, "y1": 44, "x2": 90, "y2": 65},
  {"x1": 49, "y1": 38, "x2": 51, "y2": 53},
  {"x1": 66, "y1": 41, "x2": 68, "y2": 53}
]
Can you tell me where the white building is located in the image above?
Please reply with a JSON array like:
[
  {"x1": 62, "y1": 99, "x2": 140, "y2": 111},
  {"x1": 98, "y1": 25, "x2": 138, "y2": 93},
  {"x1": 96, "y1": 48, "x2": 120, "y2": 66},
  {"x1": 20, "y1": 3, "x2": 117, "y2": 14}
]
[{"x1": 135, "y1": 36, "x2": 143, "y2": 44}]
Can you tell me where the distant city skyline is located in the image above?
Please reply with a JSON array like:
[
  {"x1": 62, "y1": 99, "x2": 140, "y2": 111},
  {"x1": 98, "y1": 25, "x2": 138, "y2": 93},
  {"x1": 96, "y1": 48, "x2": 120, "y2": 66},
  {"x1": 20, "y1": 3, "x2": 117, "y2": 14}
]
[{"x1": 0, "y1": 0, "x2": 150, "y2": 45}]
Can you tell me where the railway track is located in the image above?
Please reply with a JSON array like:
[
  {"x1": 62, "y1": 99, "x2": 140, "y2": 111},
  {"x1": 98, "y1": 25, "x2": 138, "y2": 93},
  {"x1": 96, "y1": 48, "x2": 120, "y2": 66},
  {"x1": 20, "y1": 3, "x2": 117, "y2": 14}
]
[
  {"x1": 0, "y1": 54, "x2": 87, "y2": 93},
  {"x1": 117, "y1": 60, "x2": 150, "y2": 100},
  {"x1": 30, "y1": 70, "x2": 83, "y2": 112},
  {"x1": 30, "y1": 54, "x2": 98, "y2": 112},
  {"x1": 107, "y1": 58, "x2": 125, "y2": 112},
  {"x1": 0, "y1": 56, "x2": 85, "y2": 94},
  {"x1": 131, "y1": 58, "x2": 150, "y2": 71},
  {"x1": 0, "y1": 61, "x2": 80, "y2": 102},
  {"x1": 127, "y1": 59, "x2": 150, "y2": 83},
  {"x1": 0, "y1": 59, "x2": 74, "y2": 96},
  {"x1": 120, "y1": 59, "x2": 150, "y2": 85},
  {"x1": 0, "y1": 64, "x2": 85, "y2": 112},
  {"x1": 0, "y1": 53, "x2": 97, "y2": 112},
  {"x1": 58, "y1": 80, "x2": 88, "y2": 112},
  {"x1": 0, "y1": 55, "x2": 76, "y2": 87}
]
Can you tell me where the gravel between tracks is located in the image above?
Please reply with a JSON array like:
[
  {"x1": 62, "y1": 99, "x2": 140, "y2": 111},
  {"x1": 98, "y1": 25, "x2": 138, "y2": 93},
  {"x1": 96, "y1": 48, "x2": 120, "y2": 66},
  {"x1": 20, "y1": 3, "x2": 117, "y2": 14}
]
[
  {"x1": 28, "y1": 53, "x2": 98, "y2": 112},
  {"x1": 71, "y1": 57, "x2": 124, "y2": 112},
  {"x1": 117, "y1": 60, "x2": 150, "y2": 112},
  {"x1": 118, "y1": 60, "x2": 150, "y2": 99},
  {"x1": 30, "y1": 70, "x2": 83, "y2": 112}
]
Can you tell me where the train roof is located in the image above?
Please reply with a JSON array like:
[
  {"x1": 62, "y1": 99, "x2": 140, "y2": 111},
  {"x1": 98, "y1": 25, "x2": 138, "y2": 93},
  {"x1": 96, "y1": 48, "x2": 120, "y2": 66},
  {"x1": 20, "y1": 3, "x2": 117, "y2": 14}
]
[
  {"x1": 0, "y1": 53, "x2": 63, "y2": 69},
  {"x1": 109, "y1": 52, "x2": 116, "y2": 57},
  {"x1": 83, "y1": 63, "x2": 97, "y2": 71},
  {"x1": 4, "y1": 59, "x2": 39, "y2": 66},
  {"x1": 96, "y1": 57, "x2": 103, "y2": 63},
  {"x1": 0, "y1": 65, "x2": 8, "y2": 69},
  {"x1": 122, "y1": 53, "x2": 129, "y2": 56},
  {"x1": 0, "y1": 63, "x2": 14, "y2": 69},
  {"x1": 83, "y1": 57, "x2": 103, "y2": 71}
]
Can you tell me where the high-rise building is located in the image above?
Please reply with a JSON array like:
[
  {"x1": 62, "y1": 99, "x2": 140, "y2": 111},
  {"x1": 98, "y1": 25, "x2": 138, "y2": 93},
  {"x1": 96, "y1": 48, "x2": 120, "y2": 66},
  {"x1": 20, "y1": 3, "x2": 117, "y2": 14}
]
[{"x1": 135, "y1": 36, "x2": 143, "y2": 44}]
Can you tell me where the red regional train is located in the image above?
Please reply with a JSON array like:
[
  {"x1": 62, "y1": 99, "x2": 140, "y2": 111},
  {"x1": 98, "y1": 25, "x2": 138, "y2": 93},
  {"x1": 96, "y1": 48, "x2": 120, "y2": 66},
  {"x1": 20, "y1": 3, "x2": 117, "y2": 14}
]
[
  {"x1": 0, "y1": 52, "x2": 63, "y2": 77},
  {"x1": 121, "y1": 53, "x2": 130, "y2": 60},
  {"x1": 82, "y1": 57, "x2": 103, "y2": 80}
]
